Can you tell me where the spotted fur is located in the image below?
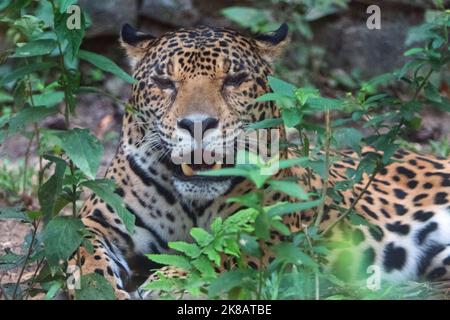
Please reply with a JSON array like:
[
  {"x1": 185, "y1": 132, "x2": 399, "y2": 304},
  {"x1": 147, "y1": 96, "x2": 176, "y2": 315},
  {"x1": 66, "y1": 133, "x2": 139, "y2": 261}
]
[{"x1": 70, "y1": 24, "x2": 450, "y2": 299}]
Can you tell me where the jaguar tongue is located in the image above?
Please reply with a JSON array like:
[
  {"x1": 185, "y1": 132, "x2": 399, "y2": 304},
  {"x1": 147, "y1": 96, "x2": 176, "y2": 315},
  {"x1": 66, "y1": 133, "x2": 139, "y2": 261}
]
[{"x1": 180, "y1": 163, "x2": 222, "y2": 176}]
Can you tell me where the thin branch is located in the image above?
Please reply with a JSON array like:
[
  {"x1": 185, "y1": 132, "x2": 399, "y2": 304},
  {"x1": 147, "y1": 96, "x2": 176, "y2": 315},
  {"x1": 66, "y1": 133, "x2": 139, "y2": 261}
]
[
  {"x1": 12, "y1": 219, "x2": 40, "y2": 300},
  {"x1": 22, "y1": 131, "x2": 35, "y2": 197},
  {"x1": 314, "y1": 110, "x2": 331, "y2": 228},
  {"x1": 321, "y1": 166, "x2": 379, "y2": 236}
]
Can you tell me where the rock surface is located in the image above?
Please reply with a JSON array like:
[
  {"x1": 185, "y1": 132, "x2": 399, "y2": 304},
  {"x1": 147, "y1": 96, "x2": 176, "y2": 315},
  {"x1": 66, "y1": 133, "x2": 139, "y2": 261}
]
[
  {"x1": 313, "y1": 2, "x2": 424, "y2": 78},
  {"x1": 140, "y1": 0, "x2": 199, "y2": 27},
  {"x1": 79, "y1": 0, "x2": 138, "y2": 37}
]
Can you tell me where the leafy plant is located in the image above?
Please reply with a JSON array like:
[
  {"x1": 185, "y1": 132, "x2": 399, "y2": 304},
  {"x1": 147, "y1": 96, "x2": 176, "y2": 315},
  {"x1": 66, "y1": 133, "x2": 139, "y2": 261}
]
[
  {"x1": 0, "y1": 0, "x2": 135, "y2": 300},
  {"x1": 143, "y1": 7, "x2": 450, "y2": 300}
]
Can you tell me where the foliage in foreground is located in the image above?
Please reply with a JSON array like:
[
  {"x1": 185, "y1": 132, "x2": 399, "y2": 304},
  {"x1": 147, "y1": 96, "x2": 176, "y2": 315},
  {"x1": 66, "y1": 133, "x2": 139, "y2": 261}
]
[
  {"x1": 0, "y1": 1, "x2": 449, "y2": 300},
  {"x1": 145, "y1": 7, "x2": 450, "y2": 300},
  {"x1": 0, "y1": 0, "x2": 135, "y2": 299}
]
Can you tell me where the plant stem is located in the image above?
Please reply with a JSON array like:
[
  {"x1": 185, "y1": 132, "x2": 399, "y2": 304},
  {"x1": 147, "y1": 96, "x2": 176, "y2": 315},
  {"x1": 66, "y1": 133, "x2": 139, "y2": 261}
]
[
  {"x1": 34, "y1": 123, "x2": 42, "y2": 173},
  {"x1": 22, "y1": 131, "x2": 35, "y2": 197},
  {"x1": 23, "y1": 257, "x2": 45, "y2": 300},
  {"x1": 22, "y1": 58, "x2": 37, "y2": 197},
  {"x1": 321, "y1": 165, "x2": 379, "y2": 236},
  {"x1": 413, "y1": 68, "x2": 433, "y2": 100},
  {"x1": 49, "y1": 0, "x2": 72, "y2": 128},
  {"x1": 314, "y1": 110, "x2": 331, "y2": 228},
  {"x1": 69, "y1": 163, "x2": 81, "y2": 270},
  {"x1": 257, "y1": 255, "x2": 263, "y2": 299},
  {"x1": 12, "y1": 219, "x2": 40, "y2": 300}
]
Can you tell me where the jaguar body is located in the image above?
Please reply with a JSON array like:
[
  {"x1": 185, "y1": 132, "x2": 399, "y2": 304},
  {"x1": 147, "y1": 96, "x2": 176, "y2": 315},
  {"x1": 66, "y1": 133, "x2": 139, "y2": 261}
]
[{"x1": 70, "y1": 23, "x2": 450, "y2": 299}]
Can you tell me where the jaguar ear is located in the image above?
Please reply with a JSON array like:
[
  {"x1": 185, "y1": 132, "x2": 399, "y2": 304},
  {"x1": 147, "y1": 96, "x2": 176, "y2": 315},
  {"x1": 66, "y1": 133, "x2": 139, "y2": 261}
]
[
  {"x1": 254, "y1": 23, "x2": 289, "y2": 62},
  {"x1": 120, "y1": 23, "x2": 156, "y2": 68}
]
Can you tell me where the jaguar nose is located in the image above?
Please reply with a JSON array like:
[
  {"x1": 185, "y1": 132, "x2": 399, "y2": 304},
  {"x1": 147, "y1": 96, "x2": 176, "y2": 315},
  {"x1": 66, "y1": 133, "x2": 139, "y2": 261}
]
[{"x1": 177, "y1": 117, "x2": 219, "y2": 137}]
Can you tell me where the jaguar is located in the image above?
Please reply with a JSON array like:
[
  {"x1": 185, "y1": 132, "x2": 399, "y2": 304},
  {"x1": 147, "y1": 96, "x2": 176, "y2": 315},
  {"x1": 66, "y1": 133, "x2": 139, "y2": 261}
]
[{"x1": 69, "y1": 23, "x2": 450, "y2": 299}]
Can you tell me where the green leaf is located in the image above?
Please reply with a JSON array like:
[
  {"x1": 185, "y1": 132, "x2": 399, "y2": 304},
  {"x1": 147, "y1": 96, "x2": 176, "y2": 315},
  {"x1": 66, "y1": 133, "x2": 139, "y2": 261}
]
[
  {"x1": 78, "y1": 50, "x2": 135, "y2": 84},
  {"x1": 208, "y1": 270, "x2": 253, "y2": 297},
  {"x1": 12, "y1": 39, "x2": 57, "y2": 57},
  {"x1": 273, "y1": 243, "x2": 318, "y2": 268},
  {"x1": 294, "y1": 87, "x2": 319, "y2": 105},
  {"x1": 0, "y1": 206, "x2": 30, "y2": 222},
  {"x1": 255, "y1": 211, "x2": 270, "y2": 241},
  {"x1": 268, "y1": 76, "x2": 296, "y2": 97},
  {"x1": 396, "y1": 59, "x2": 425, "y2": 80},
  {"x1": 274, "y1": 157, "x2": 309, "y2": 170},
  {"x1": 198, "y1": 167, "x2": 249, "y2": 178},
  {"x1": 168, "y1": 241, "x2": 201, "y2": 259},
  {"x1": 424, "y1": 83, "x2": 442, "y2": 103},
  {"x1": 405, "y1": 22, "x2": 435, "y2": 46},
  {"x1": 190, "y1": 228, "x2": 214, "y2": 247},
  {"x1": 239, "y1": 233, "x2": 262, "y2": 257},
  {"x1": 223, "y1": 238, "x2": 240, "y2": 257},
  {"x1": 75, "y1": 273, "x2": 115, "y2": 300},
  {"x1": 271, "y1": 219, "x2": 291, "y2": 236},
  {"x1": 334, "y1": 128, "x2": 363, "y2": 152},
  {"x1": 204, "y1": 247, "x2": 221, "y2": 266},
  {"x1": 192, "y1": 256, "x2": 216, "y2": 278},
  {"x1": 58, "y1": 0, "x2": 77, "y2": 13},
  {"x1": 30, "y1": 91, "x2": 65, "y2": 107},
  {"x1": 0, "y1": 91, "x2": 13, "y2": 103},
  {"x1": 364, "y1": 93, "x2": 388, "y2": 105},
  {"x1": 38, "y1": 158, "x2": 66, "y2": 216},
  {"x1": 0, "y1": 0, "x2": 12, "y2": 11},
  {"x1": 0, "y1": 62, "x2": 56, "y2": 86},
  {"x1": 143, "y1": 274, "x2": 182, "y2": 292},
  {"x1": 26, "y1": 210, "x2": 44, "y2": 220},
  {"x1": 403, "y1": 47, "x2": 424, "y2": 56},
  {"x1": 58, "y1": 128, "x2": 103, "y2": 179},
  {"x1": 55, "y1": 8, "x2": 86, "y2": 60},
  {"x1": 42, "y1": 217, "x2": 85, "y2": 266},
  {"x1": 306, "y1": 97, "x2": 343, "y2": 111},
  {"x1": 268, "y1": 199, "x2": 323, "y2": 217},
  {"x1": 255, "y1": 92, "x2": 290, "y2": 102},
  {"x1": 0, "y1": 252, "x2": 26, "y2": 271},
  {"x1": 268, "y1": 180, "x2": 308, "y2": 200},
  {"x1": 362, "y1": 73, "x2": 394, "y2": 93},
  {"x1": 221, "y1": 7, "x2": 270, "y2": 32},
  {"x1": 10, "y1": 14, "x2": 42, "y2": 38},
  {"x1": 146, "y1": 254, "x2": 192, "y2": 270},
  {"x1": 60, "y1": 70, "x2": 80, "y2": 113},
  {"x1": 7, "y1": 106, "x2": 59, "y2": 134},
  {"x1": 81, "y1": 179, "x2": 135, "y2": 233},
  {"x1": 226, "y1": 192, "x2": 262, "y2": 210},
  {"x1": 246, "y1": 118, "x2": 283, "y2": 130},
  {"x1": 348, "y1": 211, "x2": 378, "y2": 231},
  {"x1": 210, "y1": 217, "x2": 222, "y2": 234},
  {"x1": 44, "y1": 281, "x2": 63, "y2": 300},
  {"x1": 282, "y1": 108, "x2": 301, "y2": 127}
]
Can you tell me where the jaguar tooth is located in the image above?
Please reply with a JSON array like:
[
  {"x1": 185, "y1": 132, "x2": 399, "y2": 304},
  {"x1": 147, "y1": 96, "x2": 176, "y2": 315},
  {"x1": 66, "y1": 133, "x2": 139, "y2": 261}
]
[
  {"x1": 212, "y1": 163, "x2": 222, "y2": 170},
  {"x1": 181, "y1": 163, "x2": 194, "y2": 176}
]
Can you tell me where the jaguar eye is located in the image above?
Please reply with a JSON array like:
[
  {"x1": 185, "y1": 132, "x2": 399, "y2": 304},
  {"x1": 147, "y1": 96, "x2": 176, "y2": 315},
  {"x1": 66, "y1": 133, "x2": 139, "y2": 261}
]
[
  {"x1": 152, "y1": 76, "x2": 175, "y2": 90},
  {"x1": 224, "y1": 72, "x2": 249, "y2": 87}
]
